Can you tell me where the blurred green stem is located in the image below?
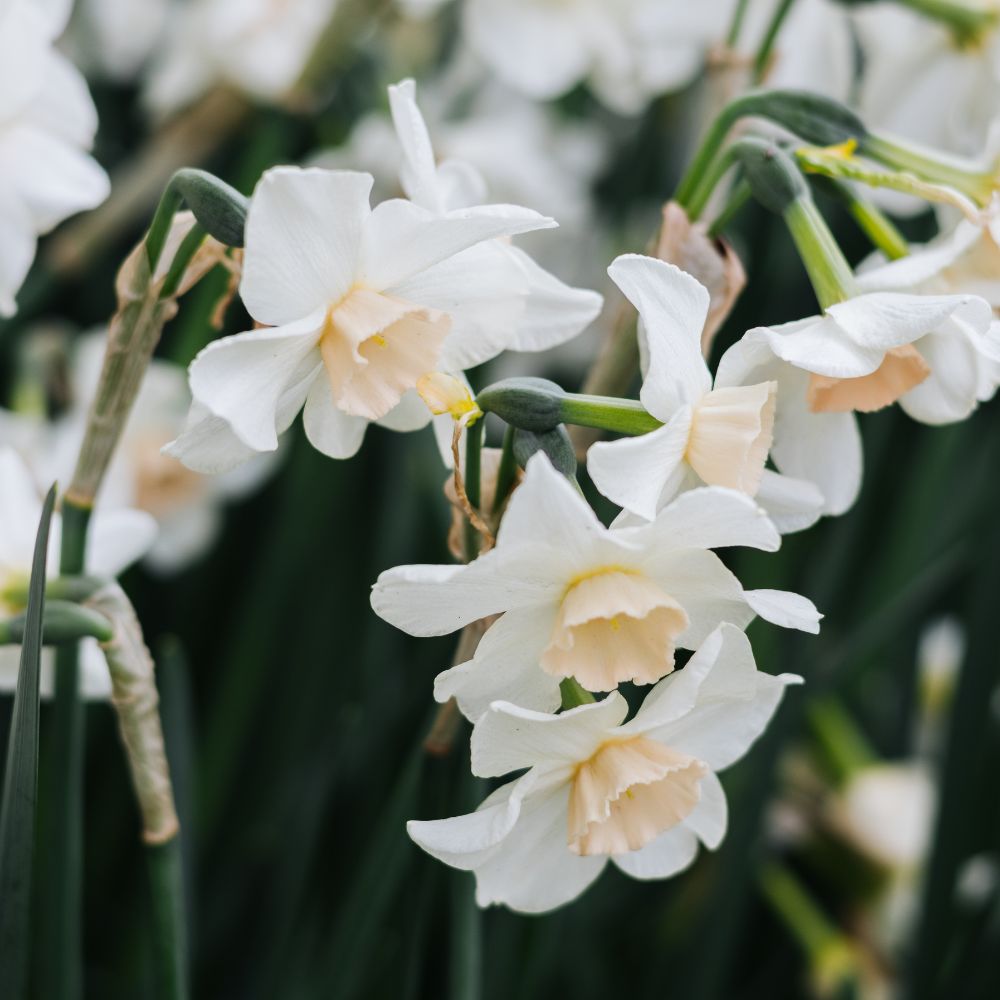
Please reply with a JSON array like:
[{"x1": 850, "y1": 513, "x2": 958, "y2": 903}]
[
  {"x1": 491, "y1": 426, "x2": 518, "y2": 518},
  {"x1": 686, "y1": 145, "x2": 740, "y2": 221},
  {"x1": 783, "y1": 197, "x2": 856, "y2": 308},
  {"x1": 41, "y1": 499, "x2": 90, "y2": 1000},
  {"x1": 822, "y1": 180, "x2": 910, "y2": 260},
  {"x1": 708, "y1": 178, "x2": 753, "y2": 236},
  {"x1": 807, "y1": 699, "x2": 877, "y2": 787},
  {"x1": 726, "y1": 0, "x2": 751, "y2": 46},
  {"x1": 753, "y1": 0, "x2": 797, "y2": 82},
  {"x1": 147, "y1": 839, "x2": 189, "y2": 1000}
]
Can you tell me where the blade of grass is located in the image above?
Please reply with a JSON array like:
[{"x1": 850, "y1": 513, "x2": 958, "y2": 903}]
[{"x1": 0, "y1": 483, "x2": 56, "y2": 997}]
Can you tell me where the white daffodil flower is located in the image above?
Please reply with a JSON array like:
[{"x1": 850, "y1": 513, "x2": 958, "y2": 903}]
[
  {"x1": 0, "y1": 0, "x2": 110, "y2": 316},
  {"x1": 715, "y1": 288, "x2": 995, "y2": 514},
  {"x1": 386, "y1": 78, "x2": 602, "y2": 353},
  {"x1": 586, "y1": 254, "x2": 824, "y2": 532},
  {"x1": 372, "y1": 453, "x2": 819, "y2": 721},
  {"x1": 408, "y1": 623, "x2": 802, "y2": 913},
  {"x1": 0, "y1": 447, "x2": 156, "y2": 699},
  {"x1": 3, "y1": 333, "x2": 277, "y2": 574},
  {"x1": 144, "y1": 0, "x2": 337, "y2": 115},
  {"x1": 165, "y1": 166, "x2": 564, "y2": 472},
  {"x1": 462, "y1": 0, "x2": 737, "y2": 114}
]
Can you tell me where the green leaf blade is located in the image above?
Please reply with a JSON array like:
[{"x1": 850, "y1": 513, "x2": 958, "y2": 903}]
[{"x1": 0, "y1": 483, "x2": 57, "y2": 998}]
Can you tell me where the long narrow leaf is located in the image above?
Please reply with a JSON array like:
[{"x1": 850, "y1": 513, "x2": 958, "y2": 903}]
[{"x1": 0, "y1": 484, "x2": 56, "y2": 997}]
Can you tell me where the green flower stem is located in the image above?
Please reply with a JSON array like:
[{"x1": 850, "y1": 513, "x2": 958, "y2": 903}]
[
  {"x1": 860, "y1": 131, "x2": 995, "y2": 207},
  {"x1": 708, "y1": 177, "x2": 753, "y2": 236},
  {"x1": 836, "y1": 185, "x2": 911, "y2": 260},
  {"x1": 146, "y1": 839, "x2": 189, "y2": 1000},
  {"x1": 0, "y1": 574, "x2": 107, "y2": 610},
  {"x1": 158, "y1": 223, "x2": 206, "y2": 301},
  {"x1": 783, "y1": 196, "x2": 857, "y2": 308},
  {"x1": 41, "y1": 498, "x2": 90, "y2": 1000},
  {"x1": 757, "y1": 862, "x2": 860, "y2": 985},
  {"x1": 491, "y1": 426, "x2": 518, "y2": 518},
  {"x1": 463, "y1": 421, "x2": 483, "y2": 561},
  {"x1": 806, "y1": 698, "x2": 878, "y2": 787},
  {"x1": 0, "y1": 602, "x2": 114, "y2": 646},
  {"x1": 753, "y1": 0, "x2": 797, "y2": 82},
  {"x1": 144, "y1": 185, "x2": 185, "y2": 273},
  {"x1": 726, "y1": 0, "x2": 751, "y2": 45},
  {"x1": 559, "y1": 394, "x2": 662, "y2": 436},
  {"x1": 559, "y1": 678, "x2": 596, "y2": 710},
  {"x1": 685, "y1": 144, "x2": 741, "y2": 222}
]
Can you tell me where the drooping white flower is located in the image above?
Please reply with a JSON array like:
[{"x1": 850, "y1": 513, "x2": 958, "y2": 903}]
[
  {"x1": 0, "y1": 447, "x2": 156, "y2": 698},
  {"x1": 586, "y1": 254, "x2": 824, "y2": 532},
  {"x1": 408, "y1": 623, "x2": 801, "y2": 913},
  {"x1": 715, "y1": 288, "x2": 996, "y2": 514},
  {"x1": 144, "y1": 0, "x2": 337, "y2": 115},
  {"x1": 462, "y1": 0, "x2": 737, "y2": 114},
  {"x1": 0, "y1": 0, "x2": 110, "y2": 316},
  {"x1": 165, "y1": 166, "x2": 568, "y2": 472},
  {"x1": 372, "y1": 453, "x2": 819, "y2": 721}
]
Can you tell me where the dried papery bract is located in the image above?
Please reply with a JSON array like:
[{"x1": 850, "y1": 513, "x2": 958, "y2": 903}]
[
  {"x1": 656, "y1": 201, "x2": 746, "y2": 357},
  {"x1": 87, "y1": 582, "x2": 179, "y2": 845}
]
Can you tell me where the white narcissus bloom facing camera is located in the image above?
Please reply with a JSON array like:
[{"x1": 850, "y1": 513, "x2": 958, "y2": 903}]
[
  {"x1": 586, "y1": 254, "x2": 825, "y2": 532},
  {"x1": 372, "y1": 453, "x2": 819, "y2": 722},
  {"x1": 408, "y1": 624, "x2": 802, "y2": 913},
  {"x1": 0, "y1": 0, "x2": 110, "y2": 316},
  {"x1": 0, "y1": 447, "x2": 157, "y2": 698},
  {"x1": 165, "y1": 165, "x2": 588, "y2": 472}
]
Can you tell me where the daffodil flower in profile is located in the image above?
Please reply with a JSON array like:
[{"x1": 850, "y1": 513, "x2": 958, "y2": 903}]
[
  {"x1": 165, "y1": 166, "x2": 564, "y2": 472},
  {"x1": 371, "y1": 453, "x2": 819, "y2": 722},
  {"x1": 408, "y1": 624, "x2": 802, "y2": 913},
  {"x1": 586, "y1": 254, "x2": 825, "y2": 533}
]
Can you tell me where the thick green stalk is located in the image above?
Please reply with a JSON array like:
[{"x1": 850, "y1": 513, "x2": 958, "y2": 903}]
[
  {"x1": 559, "y1": 394, "x2": 662, "y2": 436},
  {"x1": 40, "y1": 499, "x2": 90, "y2": 1000},
  {"x1": 783, "y1": 197, "x2": 857, "y2": 308},
  {"x1": 146, "y1": 839, "x2": 189, "y2": 1000}
]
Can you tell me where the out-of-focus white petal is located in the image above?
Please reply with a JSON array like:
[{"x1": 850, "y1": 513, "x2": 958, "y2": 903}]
[{"x1": 85, "y1": 508, "x2": 158, "y2": 576}]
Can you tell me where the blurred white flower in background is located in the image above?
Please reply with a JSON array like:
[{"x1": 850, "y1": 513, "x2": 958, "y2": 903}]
[
  {"x1": 1, "y1": 333, "x2": 277, "y2": 574},
  {"x1": 0, "y1": 447, "x2": 155, "y2": 698},
  {"x1": 856, "y1": 2, "x2": 1000, "y2": 160},
  {"x1": 0, "y1": 0, "x2": 109, "y2": 316},
  {"x1": 462, "y1": 0, "x2": 737, "y2": 113},
  {"x1": 144, "y1": 0, "x2": 338, "y2": 115},
  {"x1": 408, "y1": 624, "x2": 801, "y2": 913},
  {"x1": 66, "y1": 0, "x2": 172, "y2": 82}
]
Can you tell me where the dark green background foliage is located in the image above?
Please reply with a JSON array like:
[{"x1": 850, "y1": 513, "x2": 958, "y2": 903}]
[{"x1": 1, "y1": 56, "x2": 998, "y2": 1000}]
